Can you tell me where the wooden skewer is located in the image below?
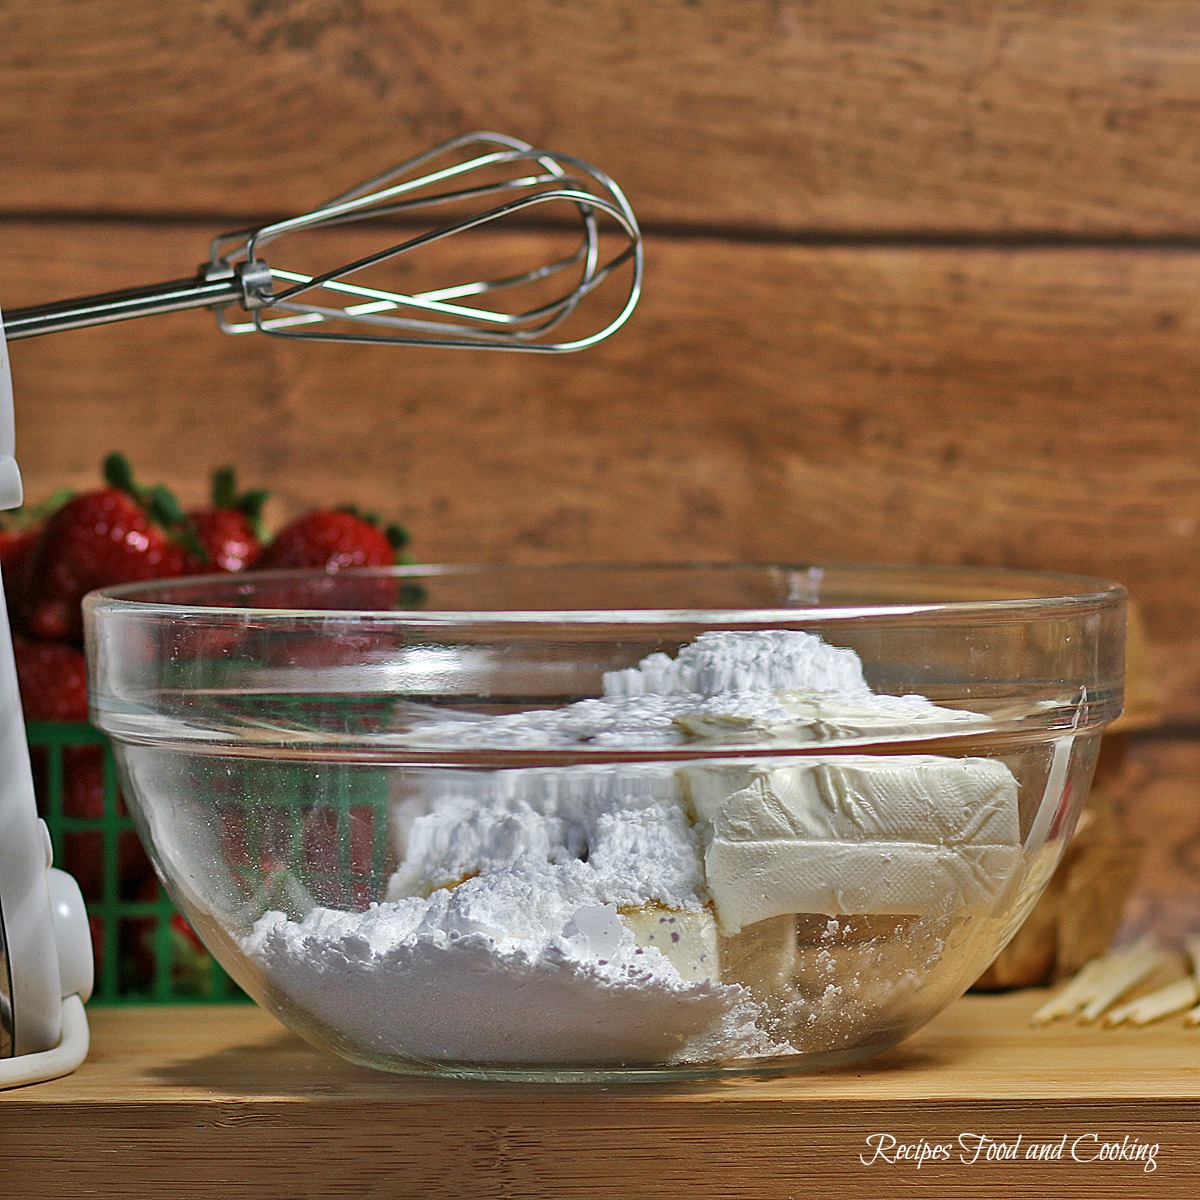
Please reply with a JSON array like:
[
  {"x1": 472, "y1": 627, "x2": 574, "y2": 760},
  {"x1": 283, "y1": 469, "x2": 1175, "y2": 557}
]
[
  {"x1": 1031, "y1": 935, "x2": 1164, "y2": 1025},
  {"x1": 1031, "y1": 957, "x2": 1107, "y2": 1025},
  {"x1": 1185, "y1": 936, "x2": 1200, "y2": 1027},
  {"x1": 1104, "y1": 976, "x2": 1200, "y2": 1027},
  {"x1": 1077, "y1": 937, "x2": 1171, "y2": 1023}
]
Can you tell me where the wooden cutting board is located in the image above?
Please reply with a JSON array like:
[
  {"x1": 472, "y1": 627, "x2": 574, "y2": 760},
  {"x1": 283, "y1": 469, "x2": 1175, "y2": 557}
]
[{"x1": 2, "y1": 993, "x2": 1196, "y2": 1198}]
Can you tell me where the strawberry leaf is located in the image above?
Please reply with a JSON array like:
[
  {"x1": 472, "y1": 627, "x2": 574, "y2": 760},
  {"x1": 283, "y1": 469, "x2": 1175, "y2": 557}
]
[
  {"x1": 146, "y1": 485, "x2": 185, "y2": 528},
  {"x1": 209, "y1": 466, "x2": 269, "y2": 539},
  {"x1": 398, "y1": 581, "x2": 427, "y2": 608},
  {"x1": 238, "y1": 489, "x2": 270, "y2": 539},
  {"x1": 210, "y1": 466, "x2": 238, "y2": 511},
  {"x1": 103, "y1": 452, "x2": 136, "y2": 495}
]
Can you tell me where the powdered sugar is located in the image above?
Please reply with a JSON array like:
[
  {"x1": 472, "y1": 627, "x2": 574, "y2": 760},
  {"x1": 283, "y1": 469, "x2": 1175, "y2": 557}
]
[
  {"x1": 603, "y1": 629, "x2": 873, "y2": 699},
  {"x1": 245, "y1": 859, "x2": 783, "y2": 1065},
  {"x1": 386, "y1": 765, "x2": 701, "y2": 908}
]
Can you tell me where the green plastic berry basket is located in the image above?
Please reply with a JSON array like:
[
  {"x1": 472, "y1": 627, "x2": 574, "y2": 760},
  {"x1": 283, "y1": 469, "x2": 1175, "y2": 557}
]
[{"x1": 27, "y1": 721, "x2": 397, "y2": 1004}]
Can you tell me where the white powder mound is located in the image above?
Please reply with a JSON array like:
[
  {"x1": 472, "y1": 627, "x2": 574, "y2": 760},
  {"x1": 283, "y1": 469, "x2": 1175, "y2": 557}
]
[
  {"x1": 245, "y1": 861, "x2": 780, "y2": 1065},
  {"x1": 387, "y1": 765, "x2": 703, "y2": 908},
  {"x1": 408, "y1": 694, "x2": 697, "y2": 749},
  {"x1": 245, "y1": 755, "x2": 786, "y2": 1065},
  {"x1": 602, "y1": 629, "x2": 873, "y2": 699}
]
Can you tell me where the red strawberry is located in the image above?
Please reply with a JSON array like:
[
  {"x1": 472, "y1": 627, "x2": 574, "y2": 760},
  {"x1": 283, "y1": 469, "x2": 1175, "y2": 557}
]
[
  {"x1": 255, "y1": 508, "x2": 420, "y2": 617},
  {"x1": 88, "y1": 914, "x2": 105, "y2": 986},
  {"x1": 62, "y1": 745, "x2": 105, "y2": 819},
  {"x1": 0, "y1": 488, "x2": 73, "y2": 628},
  {"x1": 24, "y1": 737, "x2": 150, "y2": 903},
  {"x1": 128, "y1": 876, "x2": 212, "y2": 995},
  {"x1": 0, "y1": 525, "x2": 40, "y2": 581},
  {"x1": 19, "y1": 454, "x2": 192, "y2": 644},
  {"x1": 56, "y1": 749, "x2": 115, "y2": 901},
  {"x1": 0, "y1": 530, "x2": 39, "y2": 634},
  {"x1": 160, "y1": 910, "x2": 214, "y2": 995},
  {"x1": 186, "y1": 510, "x2": 259, "y2": 573},
  {"x1": 27, "y1": 740, "x2": 153, "y2": 902},
  {"x1": 184, "y1": 466, "x2": 268, "y2": 574},
  {"x1": 257, "y1": 507, "x2": 406, "y2": 572},
  {"x1": 125, "y1": 875, "x2": 161, "y2": 992},
  {"x1": 13, "y1": 636, "x2": 89, "y2": 722}
]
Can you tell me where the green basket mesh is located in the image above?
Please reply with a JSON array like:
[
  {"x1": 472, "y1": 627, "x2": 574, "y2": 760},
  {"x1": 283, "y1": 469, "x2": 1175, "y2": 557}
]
[
  {"x1": 27, "y1": 720, "x2": 245, "y2": 1004},
  {"x1": 28, "y1": 717, "x2": 397, "y2": 1004}
]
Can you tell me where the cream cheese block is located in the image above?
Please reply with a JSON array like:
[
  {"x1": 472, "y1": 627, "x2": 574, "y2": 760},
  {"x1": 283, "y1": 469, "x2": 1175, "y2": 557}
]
[
  {"x1": 682, "y1": 755, "x2": 1022, "y2": 934},
  {"x1": 671, "y1": 688, "x2": 989, "y2": 744}
]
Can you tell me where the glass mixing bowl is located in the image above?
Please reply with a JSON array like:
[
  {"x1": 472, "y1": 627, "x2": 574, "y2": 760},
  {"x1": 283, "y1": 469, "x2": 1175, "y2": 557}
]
[{"x1": 84, "y1": 564, "x2": 1125, "y2": 1082}]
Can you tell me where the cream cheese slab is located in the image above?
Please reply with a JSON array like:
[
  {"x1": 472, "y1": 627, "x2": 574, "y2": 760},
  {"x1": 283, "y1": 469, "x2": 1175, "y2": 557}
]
[
  {"x1": 672, "y1": 688, "x2": 989, "y2": 744},
  {"x1": 683, "y1": 755, "x2": 1022, "y2": 934}
]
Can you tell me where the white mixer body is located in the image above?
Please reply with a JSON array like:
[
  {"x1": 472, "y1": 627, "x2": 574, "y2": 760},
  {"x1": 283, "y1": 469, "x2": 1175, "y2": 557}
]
[{"x1": 0, "y1": 309, "x2": 92, "y2": 1087}]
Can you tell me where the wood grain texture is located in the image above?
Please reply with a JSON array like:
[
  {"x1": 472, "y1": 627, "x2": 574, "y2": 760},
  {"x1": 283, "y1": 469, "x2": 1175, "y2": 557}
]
[
  {"x1": 4, "y1": 1, "x2": 1200, "y2": 235},
  {"x1": 4, "y1": 997, "x2": 1196, "y2": 1199},
  {"x1": 1117, "y1": 736, "x2": 1200, "y2": 946},
  {"x1": 6, "y1": 221, "x2": 1200, "y2": 657}
]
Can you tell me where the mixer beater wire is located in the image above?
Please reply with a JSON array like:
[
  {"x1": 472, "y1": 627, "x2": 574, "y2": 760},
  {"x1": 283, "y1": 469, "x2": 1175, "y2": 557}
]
[{"x1": 4, "y1": 132, "x2": 642, "y2": 352}]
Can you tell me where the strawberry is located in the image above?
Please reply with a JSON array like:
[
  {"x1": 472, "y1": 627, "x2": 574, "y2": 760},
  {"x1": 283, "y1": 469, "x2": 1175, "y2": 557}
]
[
  {"x1": 13, "y1": 636, "x2": 89, "y2": 722},
  {"x1": 1, "y1": 526, "x2": 39, "y2": 595},
  {"x1": 255, "y1": 507, "x2": 421, "y2": 616},
  {"x1": 24, "y1": 736, "x2": 152, "y2": 903},
  {"x1": 256, "y1": 507, "x2": 407, "y2": 572},
  {"x1": 88, "y1": 914, "x2": 105, "y2": 985},
  {"x1": 184, "y1": 466, "x2": 268, "y2": 574},
  {"x1": 127, "y1": 876, "x2": 213, "y2": 995},
  {"x1": 0, "y1": 488, "x2": 73, "y2": 627},
  {"x1": 167, "y1": 911, "x2": 212, "y2": 993},
  {"x1": 58, "y1": 747, "x2": 151, "y2": 902},
  {"x1": 19, "y1": 454, "x2": 193, "y2": 644}
]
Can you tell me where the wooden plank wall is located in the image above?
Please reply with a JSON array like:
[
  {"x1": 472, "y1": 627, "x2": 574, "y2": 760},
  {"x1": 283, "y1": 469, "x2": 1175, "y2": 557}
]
[{"x1": 1, "y1": 1, "x2": 1196, "y2": 934}]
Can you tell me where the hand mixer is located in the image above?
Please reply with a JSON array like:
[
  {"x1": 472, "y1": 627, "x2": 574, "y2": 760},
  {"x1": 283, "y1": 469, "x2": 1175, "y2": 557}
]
[{"x1": 0, "y1": 131, "x2": 643, "y2": 1086}]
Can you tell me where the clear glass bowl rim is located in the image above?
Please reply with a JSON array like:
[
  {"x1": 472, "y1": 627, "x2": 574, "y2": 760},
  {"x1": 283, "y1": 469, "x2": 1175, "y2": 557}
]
[{"x1": 84, "y1": 561, "x2": 1127, "y2": 626}]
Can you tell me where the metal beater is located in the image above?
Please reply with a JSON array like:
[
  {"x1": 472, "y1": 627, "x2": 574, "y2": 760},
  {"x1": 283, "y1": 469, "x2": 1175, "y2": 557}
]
[{"x1": 3, "y1": 132, "x2": 642, "y2": 352}]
